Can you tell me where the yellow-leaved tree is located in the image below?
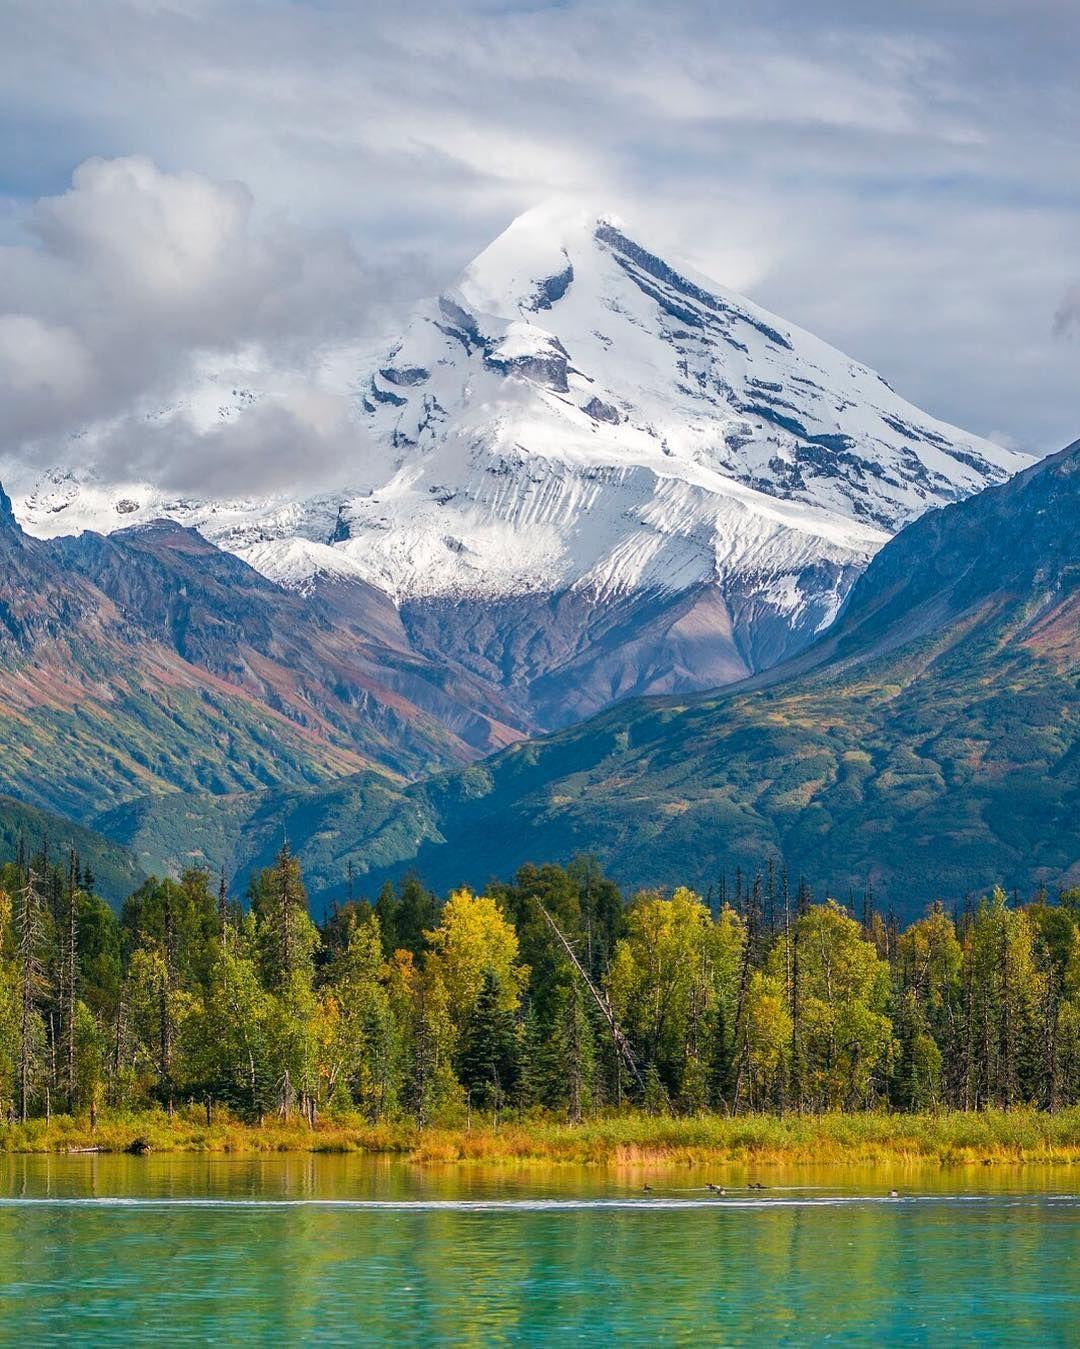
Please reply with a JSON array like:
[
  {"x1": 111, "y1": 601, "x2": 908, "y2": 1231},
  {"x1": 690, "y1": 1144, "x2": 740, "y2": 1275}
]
[
  {"x1": 778, "y1": 900, "x2": 894, "y2": 1110},
  {"x1": 607, "y1": 888, "x2": 740, "y2": 1110},
  {"x1": 423, "y1": 889, "x2": 528, "y2": 1040}
]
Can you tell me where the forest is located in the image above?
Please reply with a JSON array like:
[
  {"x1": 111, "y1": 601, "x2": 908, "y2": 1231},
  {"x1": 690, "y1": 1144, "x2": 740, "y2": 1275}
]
[{"x1": 3, "y1": 841, "x2": 1080, "y2": 1130}]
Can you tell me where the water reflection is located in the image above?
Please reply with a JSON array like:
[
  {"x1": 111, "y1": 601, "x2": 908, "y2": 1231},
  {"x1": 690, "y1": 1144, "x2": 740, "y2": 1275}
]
[{"x1": 0, "y1": 1157, "x2": 1078, "y2": 1343}]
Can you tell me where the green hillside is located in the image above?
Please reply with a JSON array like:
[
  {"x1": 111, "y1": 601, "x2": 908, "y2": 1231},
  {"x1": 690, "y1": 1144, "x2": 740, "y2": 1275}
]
[
  {"x1": 0, "y1": 793, "x2": 144, "y2": 903},
  {"x1": 208, "y1": 440, "x2": 1080, "y2": 917},
  {"x1": 95, "y1": 771, "x2": 409, "y2": 904}
]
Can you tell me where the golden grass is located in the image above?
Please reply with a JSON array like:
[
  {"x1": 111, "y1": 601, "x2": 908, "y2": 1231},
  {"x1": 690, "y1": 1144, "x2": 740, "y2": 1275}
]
[{"x1": 4, "y1": 1108, "x2": 1080, "y2": 1166}]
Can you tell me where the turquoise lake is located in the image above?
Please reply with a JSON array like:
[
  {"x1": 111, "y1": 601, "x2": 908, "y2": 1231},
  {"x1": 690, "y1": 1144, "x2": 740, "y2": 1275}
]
[{"x1": 1, "y1": 1156, "x2": 1078, "y2": 1344}]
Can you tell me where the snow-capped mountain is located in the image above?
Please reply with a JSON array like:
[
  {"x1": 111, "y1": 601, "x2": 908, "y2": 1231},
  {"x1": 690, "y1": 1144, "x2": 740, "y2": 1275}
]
[{"x1": 13, "y1": 202, "x2": 1031, "y2": 729}]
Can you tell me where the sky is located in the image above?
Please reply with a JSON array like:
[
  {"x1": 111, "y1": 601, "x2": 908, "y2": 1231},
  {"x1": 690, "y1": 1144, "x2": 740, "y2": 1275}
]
[{"x1": 1, "y1": 0, "x2": 1078, "y2": 495}]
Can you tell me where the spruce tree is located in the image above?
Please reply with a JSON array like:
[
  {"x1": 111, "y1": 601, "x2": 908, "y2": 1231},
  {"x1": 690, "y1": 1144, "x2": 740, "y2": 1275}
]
[
  {"x1": 374, "y1": 881, "x2": 399, "y2": 955},
  {"x1": 394, "y1": 873, "x2": 438, "y2": 957},
  {"x1": 456, "y1": 969, "x2": 520, "y2": 1116}
]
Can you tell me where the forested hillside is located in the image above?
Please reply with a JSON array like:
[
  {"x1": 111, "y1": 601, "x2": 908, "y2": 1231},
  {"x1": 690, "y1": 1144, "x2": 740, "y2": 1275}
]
[{"x1": 0, "y1": 796, "x2": 143, "y2": 904}]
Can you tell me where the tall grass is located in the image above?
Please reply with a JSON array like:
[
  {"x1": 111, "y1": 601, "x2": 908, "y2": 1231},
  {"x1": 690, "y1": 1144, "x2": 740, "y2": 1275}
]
[{"x1": 4, "y1": 1108, "x2": 1080, "y2": 1165}]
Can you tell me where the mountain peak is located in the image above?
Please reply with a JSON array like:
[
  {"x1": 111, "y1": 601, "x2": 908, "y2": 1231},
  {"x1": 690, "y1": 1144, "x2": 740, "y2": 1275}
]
[
  {"x1": 484, "y1": 198, "x2": 628, "y2": 253},
  {"x1": 372, "y1": 199, "x2": 1028, "y2": 552},
  {"x1": 456, "y1": 198, "x2": 629, "y2": 317},
  {"x1": 499, "y1": 197, "x2": 625, "y2": 238},
  {"x1": 456, "y1": 202, "x2": 762, "y2": 336},
  {"x1": 7, "y1": 205, "x2": 1037, "y2": 739},
  {"x1": 118, "y1": 516, "x2": 204, "y2": 541}
]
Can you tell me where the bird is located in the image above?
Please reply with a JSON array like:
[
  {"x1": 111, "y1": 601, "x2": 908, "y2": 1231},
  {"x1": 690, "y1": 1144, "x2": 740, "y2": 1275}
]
[
  {"x1": 706, "y1": 1183, "x2": 722, "y2": 1193},
  {"x1": 889, "y1": 1189, "x2": 899, "y2": 1198},
  {"x1": 642, "y1": 1184, "x2": 654, "y2": 1193}
]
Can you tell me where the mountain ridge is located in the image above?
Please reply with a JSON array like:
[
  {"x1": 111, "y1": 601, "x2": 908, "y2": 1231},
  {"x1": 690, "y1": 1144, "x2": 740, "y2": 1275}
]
[
  {"x1": 0, "y1": 497, "x2": 534, "y2": 825},
  {"x1": 10, "y1": 203, "x2": 1029, "y2": 729},
  {"x1": 175, "y1": 435, "x2": 1079, "y2": 917}
]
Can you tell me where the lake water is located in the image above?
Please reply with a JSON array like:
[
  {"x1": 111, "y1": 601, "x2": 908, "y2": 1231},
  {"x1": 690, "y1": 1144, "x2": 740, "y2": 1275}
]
[{"x1": 1, "y1": 1154, "x2": 1078, "y2": 1344}]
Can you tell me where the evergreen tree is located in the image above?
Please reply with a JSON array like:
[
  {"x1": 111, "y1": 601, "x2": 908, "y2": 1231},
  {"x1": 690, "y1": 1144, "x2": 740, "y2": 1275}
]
[
  {"x1": 456, "y1": 969, "x2": 520, "y2": 1117},
  {"x1": 394, "y1": 873, "x2": 439, "y2": 957},
  {"x1": 249, "y1": 845, "x2": 317, "y2": 993},
  {"x1": 536, "y1": 980, "x2": 597, "y2": 1121}
]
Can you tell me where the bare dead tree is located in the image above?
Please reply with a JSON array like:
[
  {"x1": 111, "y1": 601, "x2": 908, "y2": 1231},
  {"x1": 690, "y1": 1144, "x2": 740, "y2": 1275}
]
[{"x1": 535, "y1": 900, "x2": 645, "y2": 1095}]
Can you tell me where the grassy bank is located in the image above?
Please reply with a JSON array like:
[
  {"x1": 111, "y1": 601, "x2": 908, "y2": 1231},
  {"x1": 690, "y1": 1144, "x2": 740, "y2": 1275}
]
[{"x1": 5, "y1": 1108, "x2": 1080, "y2": 1166}]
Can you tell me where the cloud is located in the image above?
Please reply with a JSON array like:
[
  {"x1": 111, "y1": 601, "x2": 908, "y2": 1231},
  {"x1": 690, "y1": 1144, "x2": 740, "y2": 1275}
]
[
  {"x1": 0, "y1": 314, "x2": 95, "y2": 418},
  {"x1": 89, "y1": 388, "x2": 365, "y2": 497},
  {"x1": 31, "y1": 156, "x2": 257, "y2": 306},
  {"x1": 0, "y1": 154, "x2": 430, "y2": 488},
  {"x1": 1, "y1": 0, "x2": 1079, "y2": 475},
  {"x1": 1053, "y1": 286, "x2": 1080, "y2": 340}
]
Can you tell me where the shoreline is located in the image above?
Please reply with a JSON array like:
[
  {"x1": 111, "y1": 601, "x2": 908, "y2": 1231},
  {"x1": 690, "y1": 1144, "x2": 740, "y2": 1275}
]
[{"x1": 5, "y1": 1109, "x2": 1080, "y2": 1166}]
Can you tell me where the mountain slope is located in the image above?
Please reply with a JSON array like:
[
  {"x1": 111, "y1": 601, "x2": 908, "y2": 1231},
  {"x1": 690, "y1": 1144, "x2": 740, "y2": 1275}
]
[
  {"x1": 0, "y1": 494, "x2": 526, "y2": 824},
  {"x1": 58, "y1": 519, "x2": 525, "y2": 773},
  {"x1": 94, "y1": 771, "x2": 408, "y2": 902},
  {"x1": 13, "y1": 204, "x2": 1029, "y2": 730},
  {"x1": 237, "y1": 439, "x2": 1080, "y2": 916},
  {"x1": 0, "y1": 492, "x2": 368, "y2": 820},
  {"x1": 0, "y1": 793, "x2": 144, "y2": 904}
]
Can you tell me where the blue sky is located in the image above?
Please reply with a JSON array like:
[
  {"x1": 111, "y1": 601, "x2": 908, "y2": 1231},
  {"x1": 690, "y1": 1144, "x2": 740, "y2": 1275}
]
[{"x1": 1, "y1": 0, "x2": 1077, "y2": 481}]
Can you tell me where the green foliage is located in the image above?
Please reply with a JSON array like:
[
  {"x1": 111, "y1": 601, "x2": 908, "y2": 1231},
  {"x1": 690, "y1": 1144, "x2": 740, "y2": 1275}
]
[
  {"x1": 456, "y1": 969, "x2": 521, "y2": 1113},
  {"x1": 785, "y1": 901, "x2": 894, "y2": 1110},
  {"x1": 539, "y1": 981, "x2": 598, "y2": 1122},
  {"x1": 374, "y1": 873, "x2": 439, "y2": 958},
  {"x1": 0, "y1": 798, "x2": 143, "y2": 905},
  {"x1": 1, "y1": 848, "x2": 1080, "y2": 1130},
  {"x1": 0, "y1": 681, "x2": 363, "y2": 827},
  {"x1": 248, "y1": 844, "x2": 319, "y2": 993},
  {"x1": 423, "y1": 888, "x2": 527, "y2": 1036}
]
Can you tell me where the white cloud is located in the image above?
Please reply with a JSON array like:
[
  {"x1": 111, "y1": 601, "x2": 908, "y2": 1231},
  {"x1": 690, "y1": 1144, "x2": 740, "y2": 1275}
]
[
  {"x1": 0, "y1": 314, "x2": 95, "y2": 419},
  {"x1": 33, "y1": 157, "x2": 255, "y2": 302},
  {"x1": 0, "y1": 153, "x2": 430, "y2": 487},
  {"x1": 89, "y1": 388, "x2": 364, "y2": 497},
  {"x1": 1, "y1": 0, "x2": 1078, "y2": 478}
]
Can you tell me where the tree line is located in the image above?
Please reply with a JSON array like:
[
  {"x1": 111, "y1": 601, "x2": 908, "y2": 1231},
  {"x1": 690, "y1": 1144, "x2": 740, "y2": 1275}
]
[{"x1": 2, "y1": 841, "x2": 1080, "y2": 1126}]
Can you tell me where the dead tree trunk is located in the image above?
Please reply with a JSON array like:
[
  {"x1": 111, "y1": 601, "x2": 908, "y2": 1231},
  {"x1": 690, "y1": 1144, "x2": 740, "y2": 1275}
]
[{"x1": 535, "y1": 901, "x2": 645, "y2": 1096}]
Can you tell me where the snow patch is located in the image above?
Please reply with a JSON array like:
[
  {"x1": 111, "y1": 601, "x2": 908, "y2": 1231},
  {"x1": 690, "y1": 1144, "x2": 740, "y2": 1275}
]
[{"x1": 9, "y1": 203, "x2": 1032, "y2": 640}]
